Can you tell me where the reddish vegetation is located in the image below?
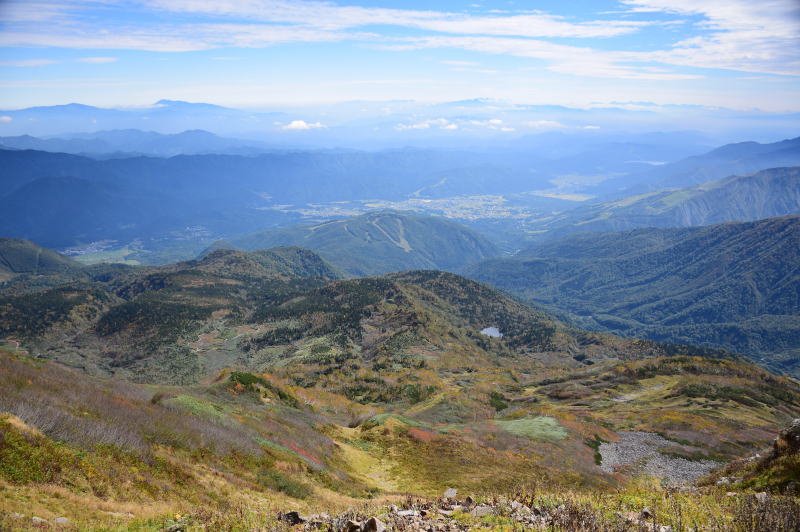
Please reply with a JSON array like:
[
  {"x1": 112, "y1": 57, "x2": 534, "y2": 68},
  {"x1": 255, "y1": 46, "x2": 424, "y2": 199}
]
[
  {"x1": 286, "y1": 441, "x2": 322, "y2": 465},
  {"x1": 408, "y1": 428, "x2": 438, "y2": 442},
  {"x1": 111, "y1": 396, "x2": 139, "y2": 409}
]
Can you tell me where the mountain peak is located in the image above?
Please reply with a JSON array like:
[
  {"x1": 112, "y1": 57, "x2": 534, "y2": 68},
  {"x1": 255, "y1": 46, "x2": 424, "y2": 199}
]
[{"x1": 153, "y1": 99, "x2": 228, "y2": 110}]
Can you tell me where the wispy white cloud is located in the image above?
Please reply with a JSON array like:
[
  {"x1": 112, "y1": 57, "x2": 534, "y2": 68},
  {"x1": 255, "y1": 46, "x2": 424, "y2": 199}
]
[
  {"x1": 524, "y1": 120, "x2": 565, "y2": 129},
  {"x1": 379, "y1": 36, "x2": 703, "y2": 80},
  {"x1": 77, "y1": 56, "x2": 118, "y2": 63},
  {"x1": 449, "y1": 66, "x2": 498, "y2": 74},
  {"x1": 0, "y1": 116, "x2": 13, "y2": 122},
  {"x1": 0, "y1": 30, "x2": 205, "y2": 52},
  {"x1": 467, "y1": 118, "x2": 513, "y2": 131},
  {"x1": 441, "y1": 60, "x2": 479, "y2": 66},
  {"x1": 0, "y1": 0, "x2": 74, "y2": 22},
  {"x1": 282, "y1": 119, "x2": 325, "y2": 130},
  {"x1": 394, "y1": 117, "x2": 451, "y2": 130},
  {"x1": 0, "y1": 58, "x2": 58, "y2": 67},
  {"x1": 619, "y1": 0, "x2": 800, "y2": 75},
  {"x1": 0, "y1": 23, "x2": 354, "y2": 52},
  {"x1": 143, "y1": 0, "x2": 647, "y2": 38},
  {"x1": 0, "y1": 0, "x2": 796, "y2": 82},
  {"x1": 31, "y1": 17, "x2": 374, "y2": 51},
  {"x1": 394, "y1": 116, "x2": 518, "y2": 132}
]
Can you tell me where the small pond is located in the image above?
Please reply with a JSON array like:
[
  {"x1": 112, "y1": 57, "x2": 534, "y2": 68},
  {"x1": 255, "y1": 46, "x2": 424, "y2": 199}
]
[{"x1": 479, "y1": 326, "x2": 503, "y2": 338}]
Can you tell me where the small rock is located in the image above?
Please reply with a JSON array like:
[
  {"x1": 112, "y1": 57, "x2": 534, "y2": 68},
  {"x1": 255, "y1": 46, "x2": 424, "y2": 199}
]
[
  {"x1": 397, "y1": 510, "x2": 419, "y2": 517},
  {"x1": 726, "y1": 491, "x2": 738, "y2": 497},
  {"x1": 528, "y1": 515, "x2": 548, "y2": 527},
  {"x1": 640, "y1": 507, "x2": 653, "y2": 519},
  {"x1": 308, "y1": 513, "x2": 330, "y2": 524},
  {"x1": 342, "y1": 520, "x2": 361, "y2": 532},
  {"x1": 362, "y1": 516, "x2": 386, "y2": 532},
  {"x1": 164, "y1": 525, "x2": 185, "y2": 532},
  {"x1": 389, "y1": 505, "x2": 399, "y2": 513},
  {"x1": 443, "y1": 488, "x2": 457, "y2": 498},
  {"x1": 470, "y1": 505, "x2": 493, "y2": 517},
  {"x1": 617, "y1": 511, "x2": 640, "y2": 524},
  {"x1": 514, "y1": 507, "x2": 532, "y2": 518},
  {"x1": 9, "y1": 513, "x2": 25, "y2": 519},
  {"x1": 755, "y1": 492, "x2": 770, "y2": 504},
  {"x1": 438, "y1": 509, "x2": 453, "y2": 516},
  {"x1": 716, "y1": 477, "x2": 732, "y2": 486},
  {"x1": 31, "y1": 517, "x2": 48, "y2": 525},
  {"x1": 464, "y1": 495, "x2": 475, "y2": 506},
  {"x1": 659, "y1": 526, "x2": 674, "y2": 532},
  {"x1": 772, "y1": 418, "x2": 800, "y2": 458},
  {"x1": 281, "y1": 511, "x2": 307, "y2": 525}
]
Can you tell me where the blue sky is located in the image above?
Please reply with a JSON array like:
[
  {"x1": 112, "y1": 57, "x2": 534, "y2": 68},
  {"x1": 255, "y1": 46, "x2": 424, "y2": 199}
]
[{"x1": 0, "y1": 0, "x2": 798, "y2": 110}]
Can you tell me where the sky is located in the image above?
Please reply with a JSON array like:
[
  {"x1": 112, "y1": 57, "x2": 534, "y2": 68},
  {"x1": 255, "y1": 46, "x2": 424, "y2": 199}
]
[{"x1": 0, "y1": 0, "x2": 799, "y2": 111}]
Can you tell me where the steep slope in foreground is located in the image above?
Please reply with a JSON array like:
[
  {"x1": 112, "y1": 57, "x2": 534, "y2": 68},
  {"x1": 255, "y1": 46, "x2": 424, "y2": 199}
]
[
  {"x1": 2, "y1": 336, "x2": 799, "y2": 529},
  {"x1": 231, "y1": 211, "x2": 501, "y2": 276},
  {"x1": 1, "y1": 248, "x2": 799, "y2": 529},
  {"x1": 703, "y1": 418, "x2": 800, "y2": 495},
  {"x1": 528, "y1": 166, "x2": 800, "y2": 241},
  {"x1": 466, "y1": 216, "x2": 800, "y2": 376}
]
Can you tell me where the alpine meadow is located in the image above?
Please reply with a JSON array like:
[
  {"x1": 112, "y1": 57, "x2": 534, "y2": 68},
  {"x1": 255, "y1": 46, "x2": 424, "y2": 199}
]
[{"x1": 1, "y1": 1, "x2": 800, "y2": 531}]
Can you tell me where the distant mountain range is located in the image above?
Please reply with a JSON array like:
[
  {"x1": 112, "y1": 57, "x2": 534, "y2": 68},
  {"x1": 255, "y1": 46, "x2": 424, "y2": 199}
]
[
  {"x1": 525, "y1": 166, "x2": 800, "y2": 241},
  {"x1": 0, "y1": 147, "x2": 501, "y2": 249},
  {"x1": 0, "y1": 129, "x2": 272, "y2": 158},
  {"x1": 0, "y1": 100, "x2": 288, "y2": 139},
  {"x1": 1, "y1": 135, "x2": 798, "y2": 262},
  {"x1": 606, "y1": 136, "x2": 800, "y2": 196},
  {"x1": 465, "y1": 215, "x2": 800, "y2": 376},
  {"x1": 2, "y1": 99, "x2": 798, "y2": 148},
  {"x1": 227, "y1": 211, "x2": 501, "y2": 276}
]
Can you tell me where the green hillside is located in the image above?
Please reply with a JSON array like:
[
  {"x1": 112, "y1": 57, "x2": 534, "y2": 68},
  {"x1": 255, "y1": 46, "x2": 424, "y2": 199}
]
[
  {"x1": 0, "y1": 237, "x2": 82, "y2": 282},
  {"x1": 466, "y1": 216, "x2": 800, "y2": 376},
  {"x1": 189, "y1": 246, "x2": 343, "y2": 281},
  {"x1": 232, "y1": 211, "x2": 501, "y2": 276}
]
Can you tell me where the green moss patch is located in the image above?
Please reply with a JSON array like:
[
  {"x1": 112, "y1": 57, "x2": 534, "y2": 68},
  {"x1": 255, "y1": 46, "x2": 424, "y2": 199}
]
[
  {"x1": 495, "y1": 416, "x2": 568, "y2": 442},
  {"x1": 165, "y1": 395, "x2": 226, "y2": 420}
]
